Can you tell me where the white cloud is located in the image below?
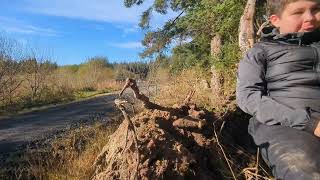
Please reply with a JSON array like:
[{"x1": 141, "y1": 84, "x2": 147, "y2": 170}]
[
  {"x1": 5, "y1": 0, "x2": 181, "y2": 38},
  {"x1": 21, "y1": 0, "x2": 179, "y2": 27},
  {"x1": 123, "y1": 25, "x2": 140, "y2": 34},
  {"x1": 0, "y1": 16, "x2": 58, "y2": 36},
  {"x1": 22, "y1": 0, "x2": 148, "y2": 24},
  {"x1": 109, "y1": 41, "x2": 143, "y2": 49},
  {"x1": 114, "y1": 24, "x2": 140, "y2": 37}
]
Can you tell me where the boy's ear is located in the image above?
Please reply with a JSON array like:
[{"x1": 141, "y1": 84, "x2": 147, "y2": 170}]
[{"x1": 269, "y1": 14, "x2": 281, "y2": 28}]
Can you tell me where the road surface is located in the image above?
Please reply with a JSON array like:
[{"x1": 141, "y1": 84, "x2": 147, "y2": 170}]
[{"x1": 0, "y1": 94, "x2": 118, "y2": 155}]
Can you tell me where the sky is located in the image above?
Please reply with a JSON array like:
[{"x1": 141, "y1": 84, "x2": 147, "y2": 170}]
[{"x1": 0, "y1": 0, "x2": 176, "y2": 65}]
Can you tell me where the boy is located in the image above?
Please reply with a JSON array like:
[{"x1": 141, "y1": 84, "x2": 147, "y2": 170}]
[{"x1": 236, "y1": 0, "x2": 320, "y2": 179}]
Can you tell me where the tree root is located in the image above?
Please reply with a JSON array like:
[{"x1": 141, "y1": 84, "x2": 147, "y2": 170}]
[
  {"x1": 91, "y1": 78, "x2": 267, "y2": 180},
  {"x1": 114, "y1": 99, "x2": 140, "y2": 180}
]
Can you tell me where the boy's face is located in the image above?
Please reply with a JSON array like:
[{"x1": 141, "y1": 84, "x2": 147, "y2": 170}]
[{"x1": 270, "y1": 0, "x2": 320, "y2": 33}]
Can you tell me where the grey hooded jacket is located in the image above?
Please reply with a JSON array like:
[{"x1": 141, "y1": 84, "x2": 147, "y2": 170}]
[{"x1": 236, "y1": 27, "x2": 320, "y2": 133}]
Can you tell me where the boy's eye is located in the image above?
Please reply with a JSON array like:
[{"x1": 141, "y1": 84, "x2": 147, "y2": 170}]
[
  {"x1": 289, "y1": 8, "x2": 304, "y2": 15},
  {"x1": 312, "y1": 7, "x2": 320, "y2": 13},
  {"x1": 291, "y1": 11, "x2": 304, "y2": 15}
]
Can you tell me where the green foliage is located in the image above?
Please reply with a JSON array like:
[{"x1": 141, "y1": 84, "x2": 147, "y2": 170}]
[
  {"x1": 140, "y1": 8, "x2": 152, "y2": 28},
  {"x1": 170, "y1": 39, "x2": 210, "y2": 73},
  {"x1": 74, "y1": 89, "x2": 111, "y2": 100},
  {"x1": 123, "y1": 0, "x2": 255, "y2": 105},
  {"x1": 153, "y1": 54, "x2": 170, "y2": 69},
  {"x1": 57, "y1": 64, "x2": 79, "y2": 73},
  {"x1": 125, "y1": 0, "x2": 247, "y2": 74},
  {"x1": 113, "y1": 62, "x2": 149, "y2": 80},
  {"x1": 177, "y1": 0, "x2": 246, "y2": 43},
  {"x1": 85, "y1": 56, "x2": 113, "y2": 68},
  {"x1": 125, "y1": 0, "x2": 196, "y2": 12},
  {"x1": 154, "y1": 0, "x2": 169, "y2": 14},
  {"x1": 212, "y1": 41, "x2": 242, "y2": 71},
  {"x1": 124, "y1": 0, "x2": 144, "y2": 7}
]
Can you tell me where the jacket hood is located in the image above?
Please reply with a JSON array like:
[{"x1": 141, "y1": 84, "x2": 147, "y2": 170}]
[{"x1": 260, "y1": 26, "x2": 320, "y2": 45}]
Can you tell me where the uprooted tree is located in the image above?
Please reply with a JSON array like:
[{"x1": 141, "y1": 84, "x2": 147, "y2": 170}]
[{"x1": 91, "y1": 79, "x2": 270, "y2": 180}]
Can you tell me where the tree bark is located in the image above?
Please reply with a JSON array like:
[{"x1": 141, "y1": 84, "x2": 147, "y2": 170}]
[
  {"x1": 239, "y1": 0, "x2": 257, "y2": 54},
  {"x1": 210, "y1": 34, "x2": 223, "y2": 97},
  {"x1": 210, "y1": 34, "x2": 222, "y2": 56}
]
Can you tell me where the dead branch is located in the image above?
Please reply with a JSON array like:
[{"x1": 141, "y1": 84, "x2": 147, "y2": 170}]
[
  {"x1": 118, "y1": 78, "x2": 197, "y2": 117},
  {"x1": 119, "y1": 78, "x2": 162, "y2": 109},
  {"x1": 242, "y1": 167, "x2": 272, "y2": 180},
  {"x1": 213, "y1": 125, "x2": 237, "y2": 180},
  {"x1": 255, "y1": 148, "x2": 260, "y2": 179}
]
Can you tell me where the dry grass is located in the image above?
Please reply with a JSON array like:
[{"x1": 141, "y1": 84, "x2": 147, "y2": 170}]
[
  {"x1": 0, "y1": 66, "x2": 120, "y2": 115},
  {"x1": 152, "y1": 68, "x2": 211, "y2": 106},
  {"x1": 25, "y1": 121, "x2": 119, "y2": 180},
  {"x1": 151, "y1": 68, "x2": 236, "y2": 116},
  {"x1": 95, "y1": 80, "x2": 124, "y2": 92},
  {"x1": 148, "y1": 67, "x2": 273, "y2": 180}
]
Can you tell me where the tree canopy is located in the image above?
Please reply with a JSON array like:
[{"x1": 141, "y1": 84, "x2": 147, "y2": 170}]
[{"x1": 124, "y1": 0, "x2": 250, "y2": 72}]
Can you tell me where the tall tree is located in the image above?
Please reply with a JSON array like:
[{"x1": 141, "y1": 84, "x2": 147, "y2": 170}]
[
  {"x1": 239, "y1": 0, "x2": 257, "y2": 54},
  {"x1": 124, "y1": 0, "x2": 268, "y2": 101},
  {"x1": 124, "y1": 0, "x2": 246, "y2": 68}
]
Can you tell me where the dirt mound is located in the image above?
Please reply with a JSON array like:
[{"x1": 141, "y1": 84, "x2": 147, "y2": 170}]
[
  {"x1": 92, "y1": 103, "x2": 221, "y2": 179},
  {"x1": 91, "y1": 79, "x2": 264, "y2": 180}
]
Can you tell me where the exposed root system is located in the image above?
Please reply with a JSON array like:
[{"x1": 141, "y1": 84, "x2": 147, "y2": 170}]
[{"x1": 92, "y1": 78, "x2": 267, "y2": 180}]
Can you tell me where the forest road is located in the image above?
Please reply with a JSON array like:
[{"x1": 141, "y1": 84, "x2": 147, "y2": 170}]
[{"x1": 0, "y1": 93, "x2": 119, "y2": 156}]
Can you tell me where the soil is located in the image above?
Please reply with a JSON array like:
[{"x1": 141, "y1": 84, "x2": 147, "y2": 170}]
[
  {"x1": 90, "y1": 79, "x2": 268, "y2": 180},
  {"x1": 91, "y1": 100, "x2": 250, "y2": 180}
]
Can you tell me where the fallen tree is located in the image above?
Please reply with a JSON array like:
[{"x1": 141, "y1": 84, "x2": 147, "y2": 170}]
[{"x1": 92, "y1": 78, "x2": 271, "y2": 180}]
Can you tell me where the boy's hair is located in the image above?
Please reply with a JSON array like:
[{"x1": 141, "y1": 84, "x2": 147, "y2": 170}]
[{"x1": 267, "y1": 0, "x2": 318, "y2": 16}]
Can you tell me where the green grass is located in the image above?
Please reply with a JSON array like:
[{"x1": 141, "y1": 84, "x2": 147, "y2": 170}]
[{"x1": 73, "y1": 89, "x2": 112, "y2": 100}]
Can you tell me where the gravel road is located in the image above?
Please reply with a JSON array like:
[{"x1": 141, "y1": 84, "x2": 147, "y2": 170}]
[{"x1": 0, "y1": 94, "x2": 118, "y2": 156}]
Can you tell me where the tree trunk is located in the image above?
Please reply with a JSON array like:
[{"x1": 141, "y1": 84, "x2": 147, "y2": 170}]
[
  {"x1": 210, "y1": 34, "x2": 222, "y2": 56},
  {"x1": 210, "y1": 34, "x2": 223, "y2": 98},
  {"x1": 239, "y1": 0, "x2": 257, "y2": 54}
]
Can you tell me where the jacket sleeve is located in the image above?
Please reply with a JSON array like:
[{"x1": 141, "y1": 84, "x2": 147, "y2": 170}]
[{"x1": 236, "y1": 45, "x2": 319, "y2": 132}]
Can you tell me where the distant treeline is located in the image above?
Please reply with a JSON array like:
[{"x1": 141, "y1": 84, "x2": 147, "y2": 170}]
[{"x1": 0, "y1": 35, "x2": 150, "y2": 114}]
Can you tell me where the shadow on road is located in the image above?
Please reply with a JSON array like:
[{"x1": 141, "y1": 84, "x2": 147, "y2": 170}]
[{"x1": 0, "y1": 94, "x2": 118, "y2": 155}]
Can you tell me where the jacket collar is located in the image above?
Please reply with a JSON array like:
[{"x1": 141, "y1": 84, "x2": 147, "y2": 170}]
[{"x1": 260, "y1": 26, "x2": 320, "y2": 45}]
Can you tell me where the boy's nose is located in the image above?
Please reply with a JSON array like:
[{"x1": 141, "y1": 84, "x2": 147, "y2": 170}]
[{"x1": 303, "y1": 11, "x2": 316, "y2": 22}]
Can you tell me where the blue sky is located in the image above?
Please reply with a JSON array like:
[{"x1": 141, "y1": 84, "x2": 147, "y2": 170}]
[{"x1": 0, "y1": 0, "x2": 175, "y2": 65}]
